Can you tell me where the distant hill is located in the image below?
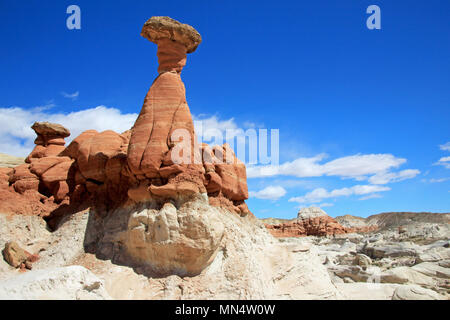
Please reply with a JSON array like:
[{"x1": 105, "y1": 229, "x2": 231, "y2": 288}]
[
  {"x1": 261, "y1": 211, "x2": 450, "y2": 232},
  {"x1": 336, "y1": 212, "x2": 450, "y2": 231}
]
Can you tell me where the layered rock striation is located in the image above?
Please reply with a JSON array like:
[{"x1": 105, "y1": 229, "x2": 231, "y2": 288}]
[{"x1": 26, "y1": 122, "x2": 70, "y2": 163}]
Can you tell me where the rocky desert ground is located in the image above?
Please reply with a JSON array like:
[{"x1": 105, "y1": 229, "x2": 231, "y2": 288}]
[
  {"x1": 0, "y1": 16, "x2": 448, "y2": 300},
  {"x1": 264, "y1": 208, "x2": 450, "y2": 300}
]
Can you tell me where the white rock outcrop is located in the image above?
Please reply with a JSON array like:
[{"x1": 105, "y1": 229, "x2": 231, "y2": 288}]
[
  {"x1": 392, "y1": 284, "x2": 444, "y2": 300},
  {"x1": 106, "y1": 195, "x2": 225, "y2": 277},
  {"x1": 297, "y1": 206, "x2": 328, "y2": 220},
  {"x1": 0, "y1": 266, "x2": 111, "y2": 300}
]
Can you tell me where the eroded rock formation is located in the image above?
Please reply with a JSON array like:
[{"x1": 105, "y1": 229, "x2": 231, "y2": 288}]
[
  {"x1": 0, "y1": 17, "x2": 448, "y2": 300},
  {"x1": 264, "y1": 207, "x2": 378, "y2": 237},
  {"x1": 0, "y1": 17, "x2": 250, "y2": 277},
  {"x1": 26, "y1": 122, "x2": 70, "y2": 163},
  {"x1": 0, "y1": 122, "x2": 73, "y2": 217},
  {"x1": 0, "y1": 16, "x2": 249, "y2": 218}
]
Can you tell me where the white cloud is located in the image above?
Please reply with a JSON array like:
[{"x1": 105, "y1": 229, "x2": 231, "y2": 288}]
[
  {"x1": 435, "y1": 156, "x2": 450, "y2": 169},
  {"x1": 359, "y1": 193, "x2": 383, "y2": 200},
  {"x1": 193, "y1": 115, "x2": 238, "y2": 138},
  {"x1": 249, "y1": 185, "x2": 287, "y2": 200},
  {"x1": 439, "y1": 142, "x2": 450, "y2": 151},
  {"x1": 193, "y1": 115, "x2": 258, "y2": 145},
  {"x1": 318, "y1": 202, "x2": 334, "y2": 207},
  {"x1": 427, "y1": 178, "x2": 450, "y2": 183},
  {"x1": 0, "y1": 106, "x2": 138, "y2": 156},
  {"x1": 247, "y1": 153, "x2": 418, "y2": 186},
  {"x1": 0, "y1": 105, "x2": 253, "y2": 158},
  {"x1": 61, "y1": 91, "x2": 79, "y2": 100},
  {"x1": 368, "y1": 169, "x2": 420, "y2": 184},
  {"x1": 247, "y1": 154, "x2": 328, "y2": 178},
  {"x1": 289, "y1": 184, "x2": 390, "y2": 204},
  {"x1": 247, "y1": 154, "x2": 406, "y2": 179}
]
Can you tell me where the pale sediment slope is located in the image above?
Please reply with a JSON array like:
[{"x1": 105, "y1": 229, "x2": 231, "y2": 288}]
[
  {"x1": 0, "y1": 153, "x2": 25, "y2": 168},
  {"x1": 0, "y1": 199, "x2": 342, "y2": 300}
]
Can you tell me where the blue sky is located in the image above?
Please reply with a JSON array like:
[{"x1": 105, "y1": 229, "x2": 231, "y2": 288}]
[{"x1": 0, "y1": 0, "x2": 449, "y2": 218}]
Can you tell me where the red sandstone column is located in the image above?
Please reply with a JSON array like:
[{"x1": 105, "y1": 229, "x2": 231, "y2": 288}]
[{"x1": 126, "y1": 17, "x2": 203, "y2": 187}]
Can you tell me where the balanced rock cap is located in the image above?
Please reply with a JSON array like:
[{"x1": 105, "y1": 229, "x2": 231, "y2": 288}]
[
  {"x1": 31, "y1": 122, "x2": 70, "y2": 138},
  {"x1": 141, "y1": 16, "x2": 202, "y2": 53}
]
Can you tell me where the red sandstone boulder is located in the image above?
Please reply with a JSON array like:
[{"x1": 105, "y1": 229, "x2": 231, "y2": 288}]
[
  {"x1": 7, "y1": 164, "x2": 40, "y2": 194},
  {"x1": 0, "y1": 167, "x2": 12, "y2": 184},
  {"x1": 42, "y1": 144, "x2": 66, "y2": 158},
  {"x1": 199, "y1": 143, "x2": 248, "y2": 204},
  {"x1": 0, "y1": 177, "x2": 57, "y2": 217},
  {"x1": 214, "y1": 144, "x2": 248, "y2": 201},
  {"x1": 60, "y1": 130, "x2": 99, "y2": 159},
  {"x1": 13, "y1": 179, "x2": 40, "y2": 194},
  {"x1": 2, "y1": 241, "x2": 39, "y2": 270},
  {"x1": 8, "y1": 164, "x2": 37, "y2": 184},
  {"x1": 2, "y1": 241, "x2": 29, "y2": 268},
  {"x1": 265, "y1": 207, "x2": 353, "y2": 237},
  {"x1": 28, "y1": 156, "x2": 74, "y2": 201},
  {"x1": 29, "y1": 156, "x2": 71, "y2": 177},
  {"x1": 41, "y1": 160, "x2": 74, "y2": 184},
  {"x1": 25, "y1": 145, "x2": 47, "y2": 162},
  {"x1": 77, "y1": 130, "x2": 125, "y2": 183}
]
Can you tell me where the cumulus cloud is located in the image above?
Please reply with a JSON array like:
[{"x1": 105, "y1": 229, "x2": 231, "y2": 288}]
[
  {"x1": 247, "y1": 154, "x2": 328, "y2": 178},
  {"x1": 247, "y1": 153, "x2": 418, "y2": 185},
  {"x1": 61, "y1": 91, "x2": 79, "y2": 100},
  {"x1": 249, "y1": 185, "x2": 287, "y2": 200},
  {"x1": 288, "y1": 185, "x2": 390, "y2": 204},
  {"x1": 0, "y1": 106, "x2": 252, "y2": 158},
  {"x1": 368, "y1": 169, "x2": 420, "y2": 184},
  {"x1": 247, "y1": 154, "x2": 406, "y2": 179},
  {"x1": 439, "y1": 142, "x2": 450, "y2": 151},
  {"x1": 0, "y1": 106, "x2": 138, "y2": 156},
  {"x1": 359, "y1": 193, "x2": 383, "y2": 201},
  {"x1": 427, "y1": 178, "x2": 450, "y2": 183},
  {"x1": 435, "y1": 156, "x2": 450, "y2": 169},
  {"x1": 193, "y1": 114, "x2": 258, "y2": 144}
]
